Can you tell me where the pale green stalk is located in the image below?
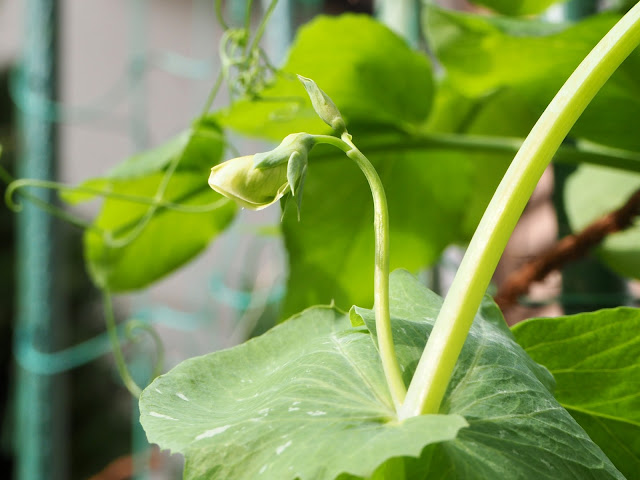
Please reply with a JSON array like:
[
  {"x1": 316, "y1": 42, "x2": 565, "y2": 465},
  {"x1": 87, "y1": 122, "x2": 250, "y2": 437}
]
[
  {"x1": 399, "y1": 2, "x2": 640, "y2": 419},
  {"x1": 314, "y1": 133, "x2": 406, "y2": 409},
  {"x1": 3, "y1": 174, "x2": 229, "y2": 215}
]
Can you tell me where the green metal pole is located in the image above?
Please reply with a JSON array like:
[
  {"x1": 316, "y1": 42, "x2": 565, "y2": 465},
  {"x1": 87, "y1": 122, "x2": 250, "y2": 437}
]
[
  {"x1": 14, "y1": 0, "x2": 66, "y2": 479},
  {"x1": 562, "y1": 0, "x2": 599, "y2": 17},
  {"x1": 231, "y1": 0, "x2": 251, "y2": 26},
  {"x1": 261, "y1": 0, "x2": 292, "y2": 64},
  {"x1": 375, "y1": 0, "x2": 420, "y2": 46}
]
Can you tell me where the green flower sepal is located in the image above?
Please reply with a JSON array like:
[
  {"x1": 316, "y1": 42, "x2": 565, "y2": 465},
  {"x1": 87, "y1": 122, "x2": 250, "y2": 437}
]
[{"x1": 208, "y1": 133, "x2": 315, "y2": 218}]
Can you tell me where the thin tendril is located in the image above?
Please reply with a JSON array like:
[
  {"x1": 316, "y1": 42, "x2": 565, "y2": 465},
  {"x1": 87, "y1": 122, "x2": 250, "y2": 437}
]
[
  {"x1": 243, "y1": 0, "x2": 255, "y2": 47},
  {"x1": 248, "y1": 0, "x2": 279, "y2": 53},
  {"x1": 3, "y1": 166, "x2": 230, "y2": 250},
  {"x1": 102, "y1": 151, "x2": 182, "y2": 248},
  {"x1": 215, "y1": 2, "x2": 279, "y2": 102},
  {"x1": 4, "y1": 175, "x2": 228, "y2": 214},
  {"x1": 103, "y1": 290, "x2": 143, "y2": 398},
  {"x1": 125, "y1": 319, "x2": 165, "y2": 380},
  {"x1": 214, "y1": 0, "x2": 229, "y2": 30},
  {"x1": 200, "y1": 70, "x2": 225, "y2": 117},
  {"x1": 2, "y1": 173, "x2": 98, "y2": 231},
  {"x1": 258, "y1": 47, "x2": 282, "y2": 75}
]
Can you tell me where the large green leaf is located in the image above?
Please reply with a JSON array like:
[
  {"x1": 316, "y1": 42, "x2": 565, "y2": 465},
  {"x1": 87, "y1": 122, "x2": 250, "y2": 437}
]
[
  {"x1": 140, "y1": 270, "x2": 622, "y2": 479},
  {"x1": 63, "y1": 122, "x2": 237, "y2": 290},
  {"x1": 217, "y1": 14, "x2": 433, "y2": 140},
  {"x1": 216, "y1": 14, "x2": 542, "y2": 317},
  {"x1": 512, "y1": 309, "x2": 640, "y2": 478},
  {"x1": 354, "y1": 271, "x2": 623, "y2": 479},
  {"x1": 468, "y1": 0, "x2": 566, "y2": 16},
  {"x1": 84, "y1": 173, "x2": 235, "y2": 290},
  {"x1": 423, "y1": 80, "x2": 539, "y2": 238},
  {"x1": 215, "y1": 14, "x2": 454, "y2": 316},
  {"x1": 426, "y1": 7, "x2": 640, "y2": 151},
  {"x1": 564, "y1": 164, "x2": 640, "y2": 279},
  {"x1": 215, "y1": 10, "x2": 639, "y2": 318},
  {"x1": 140, "y1": 305, "x2": 468, "y2": 480},
  {"x1": 279, "y1": 134, "x2": 472, "y2": 317},
  {"x1": 279, "y1": 81, "x2": 542, "y2": 317}
]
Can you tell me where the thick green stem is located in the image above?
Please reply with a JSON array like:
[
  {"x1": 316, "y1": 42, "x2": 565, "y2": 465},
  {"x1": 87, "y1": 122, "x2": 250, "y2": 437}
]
[
  {"x1": 399, "y1": 2, "x2": 640, "y2": 420},
  {"x1": 314, "y1": 134, "x2": 406, "y2": 410}
]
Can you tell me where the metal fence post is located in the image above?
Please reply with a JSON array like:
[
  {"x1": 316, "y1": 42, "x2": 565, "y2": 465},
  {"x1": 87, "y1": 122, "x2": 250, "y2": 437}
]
[
  {"x1": 14, "y1": 1, "x2": 65, "y2": 479},
  {"x1": 375, "y1": 0, "x2": 420, "y2": 46}
]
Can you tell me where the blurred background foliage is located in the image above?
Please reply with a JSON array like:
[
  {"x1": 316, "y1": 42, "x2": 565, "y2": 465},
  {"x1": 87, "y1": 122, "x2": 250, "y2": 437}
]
[{"x1": 1, "y1": 0, "x2": 639, "y2": 478}]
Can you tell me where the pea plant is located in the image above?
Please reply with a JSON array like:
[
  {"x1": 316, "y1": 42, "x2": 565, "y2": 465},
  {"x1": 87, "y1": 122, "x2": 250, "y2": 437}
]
[{"x1": 4, "y1": 0, "x2": 640, "y2": 478}]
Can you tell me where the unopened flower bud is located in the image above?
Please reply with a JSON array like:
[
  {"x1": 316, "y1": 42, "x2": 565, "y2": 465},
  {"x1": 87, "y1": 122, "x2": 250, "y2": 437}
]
[
  {"x1": 208, "y1": 155, "x2": 289, "y2": 210},
  {"x1": 297, "y1": 75, "x2": 347, "y2": 135},
  {"x1": 209, "y1": 133, "x2": 315, "y2": 217}
]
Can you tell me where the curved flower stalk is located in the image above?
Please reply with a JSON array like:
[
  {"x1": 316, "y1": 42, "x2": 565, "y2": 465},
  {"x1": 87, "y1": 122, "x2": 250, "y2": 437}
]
[{"x1": 208, "y1": 77, "x2": 407, "y2": 409}]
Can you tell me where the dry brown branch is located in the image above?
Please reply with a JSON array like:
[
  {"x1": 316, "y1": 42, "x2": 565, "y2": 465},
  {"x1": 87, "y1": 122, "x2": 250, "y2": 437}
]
[{"x1": 495, "y1": 188, "x2": 640, "y2": 312}]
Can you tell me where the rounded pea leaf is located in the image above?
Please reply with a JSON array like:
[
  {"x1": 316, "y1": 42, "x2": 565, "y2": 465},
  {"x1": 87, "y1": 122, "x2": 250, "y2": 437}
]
[
  {"x1": 426, "y1": 6, "x2": 640, "y2": 151},
  {"x1": 84, "y1": 172, "x2": 235, "y2": 290},
  {"x1": 140, "y1": 306, "x2": 467, "y2": 480},
  {"x1": 280, "y1": 135, "x2": 473, "y2": 317},
  {"x1": 279, "y1": 82, "x2": 535, "y2": 318},
  {"x1": 512, "y1": 308, "x2": 640, "y2": 479},
  {"x1": 140, "y1": 271, "x2": 623, "y2": 479},
  {"x1": 62, "y1": 122, "x2": 237, "y2": 291},
  {"x1": 352, "y1": 270, "x2": 623, "y2": 479}
]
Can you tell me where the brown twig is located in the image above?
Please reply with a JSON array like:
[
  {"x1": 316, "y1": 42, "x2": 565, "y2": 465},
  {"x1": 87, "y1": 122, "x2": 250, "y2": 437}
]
[{"x1": 495, "y1": 188, "x2": 640, "y2": 312}]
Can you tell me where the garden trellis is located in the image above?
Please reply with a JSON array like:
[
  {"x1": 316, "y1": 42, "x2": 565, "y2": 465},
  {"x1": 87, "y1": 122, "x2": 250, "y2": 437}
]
[{"x1": 8, "y1": 0, "x2": 309, "y2": 478}]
